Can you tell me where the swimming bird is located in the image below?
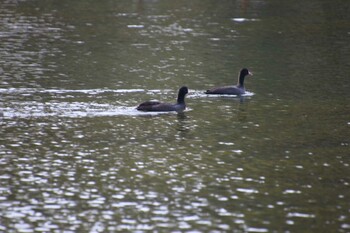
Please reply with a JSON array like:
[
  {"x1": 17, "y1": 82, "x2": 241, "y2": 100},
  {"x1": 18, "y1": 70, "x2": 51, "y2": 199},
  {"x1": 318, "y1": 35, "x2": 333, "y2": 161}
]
[
  {"x1": 137, "y1": 86, "x2": 188, "y2": 112},
  {"x1": 205, "y1": 68, "x2": 253, "y2": 95}
]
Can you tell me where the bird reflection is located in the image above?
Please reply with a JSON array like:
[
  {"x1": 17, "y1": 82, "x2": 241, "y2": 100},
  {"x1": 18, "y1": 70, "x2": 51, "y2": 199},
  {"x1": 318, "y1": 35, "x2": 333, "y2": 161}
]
[
  {"x1": 176, "y1": 113, "x2": 189, "y2": 131},
  {"x1": 175, "y1": 113, "x2": 192, "y2": 138},
  {"x1": 236, "y1": 102, "x2": 248, "y2": 122},
  {"x1": 234, "y1": 96, "x2": 250, "y2": 122}
]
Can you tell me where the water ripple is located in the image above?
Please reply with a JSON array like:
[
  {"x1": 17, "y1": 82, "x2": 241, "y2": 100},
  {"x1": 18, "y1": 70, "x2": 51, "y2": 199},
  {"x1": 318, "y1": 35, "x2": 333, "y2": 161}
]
[{"x1": 0, "y1": 88, "x2": 198, "y2": 118}]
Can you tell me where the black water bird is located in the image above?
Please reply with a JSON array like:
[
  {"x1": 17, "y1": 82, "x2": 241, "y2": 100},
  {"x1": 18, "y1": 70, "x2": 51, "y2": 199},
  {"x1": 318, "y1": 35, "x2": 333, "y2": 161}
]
[
  {"x1": 205, "y1": 68, "x2": 253, "y2": 95},
  {"x1": 137, "y1": 86, "x2": 188, "y2": 112}
]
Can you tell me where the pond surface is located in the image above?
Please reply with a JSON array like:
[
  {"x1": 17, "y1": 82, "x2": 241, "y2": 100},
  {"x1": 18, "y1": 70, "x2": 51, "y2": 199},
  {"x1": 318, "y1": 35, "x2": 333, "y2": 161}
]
[{"x1": 1, "y1": 0, "x2": 350, "y2": 232}]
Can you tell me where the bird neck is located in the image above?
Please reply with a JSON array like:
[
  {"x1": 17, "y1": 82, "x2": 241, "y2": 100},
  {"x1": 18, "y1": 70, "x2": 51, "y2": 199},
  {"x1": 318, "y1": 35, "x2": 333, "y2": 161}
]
[
  {"x1": 237, "y1": 73, "x2": 245, "y2": 87},
  {"x1": 177, "y1": 93, "x2": 185, "y2": 104}
]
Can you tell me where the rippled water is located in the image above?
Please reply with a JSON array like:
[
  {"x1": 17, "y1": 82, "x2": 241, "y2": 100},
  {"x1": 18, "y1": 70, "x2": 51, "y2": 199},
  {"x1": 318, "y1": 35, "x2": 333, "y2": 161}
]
[{"x1": 1, "y1": 0, "x2": 350, "y2": 232}]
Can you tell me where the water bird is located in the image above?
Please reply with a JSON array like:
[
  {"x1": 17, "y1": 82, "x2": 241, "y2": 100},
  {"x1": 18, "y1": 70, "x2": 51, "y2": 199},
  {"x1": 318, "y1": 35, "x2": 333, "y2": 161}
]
[
  {"x1": 137, "y1": 86, "x2": 188, "y2": 112},
  {"x1": 205, "y1": 68, "x2": 253, "y2": 95}
]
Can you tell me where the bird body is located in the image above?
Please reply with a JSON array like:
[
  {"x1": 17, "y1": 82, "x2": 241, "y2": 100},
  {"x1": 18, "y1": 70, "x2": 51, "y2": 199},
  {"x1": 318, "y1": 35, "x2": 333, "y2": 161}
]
[
  {"x1": 137, "y1": 86, "x2": 188, "y2": 112},
  {"x1": 205, "y1": 68, "x2": 252, "y2": 95},
  {"x1": 204, "y1": 85, "x2": 245, "y2": 95}
]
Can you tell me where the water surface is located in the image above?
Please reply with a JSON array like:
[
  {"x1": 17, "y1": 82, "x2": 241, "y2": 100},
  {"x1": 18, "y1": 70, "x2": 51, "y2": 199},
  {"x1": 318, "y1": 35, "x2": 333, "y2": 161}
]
[{"x1": 1, "y1": 0, "x2": 350, "y2": 232}]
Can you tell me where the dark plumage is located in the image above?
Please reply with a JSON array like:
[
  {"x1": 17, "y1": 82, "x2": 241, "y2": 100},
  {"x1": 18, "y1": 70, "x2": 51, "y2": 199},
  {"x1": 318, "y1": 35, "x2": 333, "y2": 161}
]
[
  {"x1": 137, "y1": 86, "x2": 188, "y2": 112},
  {"x1": 205, "y1": 68, "x2": 253, "y2": 95}
]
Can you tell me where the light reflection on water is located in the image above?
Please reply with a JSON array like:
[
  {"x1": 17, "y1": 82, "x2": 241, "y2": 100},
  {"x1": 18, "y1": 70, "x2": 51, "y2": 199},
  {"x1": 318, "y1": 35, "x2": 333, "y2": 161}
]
[{"x1": 0, "y1": 88, "x2": 254, "y2": 119}]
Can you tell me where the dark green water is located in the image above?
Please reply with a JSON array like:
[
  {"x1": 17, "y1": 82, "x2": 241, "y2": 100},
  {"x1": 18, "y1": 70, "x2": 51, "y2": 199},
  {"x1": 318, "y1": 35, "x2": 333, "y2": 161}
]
[{"x1": 1, "y1": 0, "x2": 349, "y2": 232}]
